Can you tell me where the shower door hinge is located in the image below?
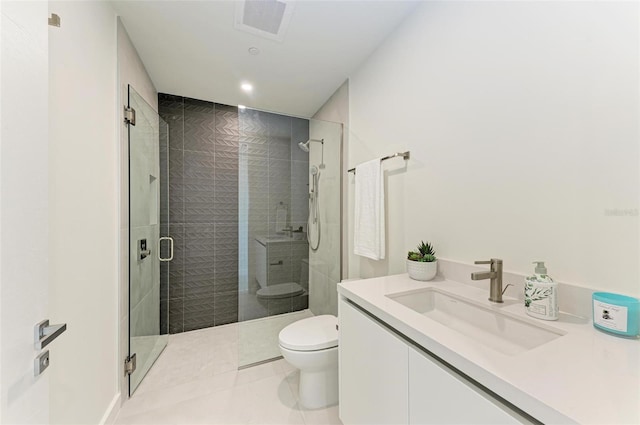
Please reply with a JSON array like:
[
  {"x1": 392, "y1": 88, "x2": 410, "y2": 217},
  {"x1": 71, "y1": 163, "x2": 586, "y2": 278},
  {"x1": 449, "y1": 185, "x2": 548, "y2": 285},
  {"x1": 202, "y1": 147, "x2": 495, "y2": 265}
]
[
  {"x1": 48, "y1": 13, "x2": 61, "y2": 27},
  {"x1": 124, "y1": 353, "x2": 137, "y2": 376},
  {"x1": 124, "y1": 106, "x2": 136, "y2": 126}
]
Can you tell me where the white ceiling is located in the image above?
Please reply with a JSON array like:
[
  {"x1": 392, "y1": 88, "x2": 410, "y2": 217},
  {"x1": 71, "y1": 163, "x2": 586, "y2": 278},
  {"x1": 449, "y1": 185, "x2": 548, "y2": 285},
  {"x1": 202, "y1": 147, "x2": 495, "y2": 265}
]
[{"x1": 112, "y1": 1, "x2": 418, "y2": 117}]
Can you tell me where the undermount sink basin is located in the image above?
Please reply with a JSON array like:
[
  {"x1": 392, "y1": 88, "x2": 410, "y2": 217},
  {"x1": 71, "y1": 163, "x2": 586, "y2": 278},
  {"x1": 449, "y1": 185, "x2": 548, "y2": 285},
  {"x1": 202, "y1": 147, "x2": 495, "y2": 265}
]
[{"x1": 386, "y1": 288, "x2": 565, "y2": 355}]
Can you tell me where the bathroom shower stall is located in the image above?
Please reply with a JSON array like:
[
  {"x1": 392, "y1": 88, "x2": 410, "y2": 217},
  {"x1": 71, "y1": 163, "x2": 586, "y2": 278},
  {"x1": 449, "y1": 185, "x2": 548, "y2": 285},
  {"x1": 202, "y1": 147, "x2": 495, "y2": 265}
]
[
  {"x1": 127, "y1": 88, "x2": 342, "y2": 392},
  {"x1": 129, "y1": 90, "x2": 342, "y2": 368}
]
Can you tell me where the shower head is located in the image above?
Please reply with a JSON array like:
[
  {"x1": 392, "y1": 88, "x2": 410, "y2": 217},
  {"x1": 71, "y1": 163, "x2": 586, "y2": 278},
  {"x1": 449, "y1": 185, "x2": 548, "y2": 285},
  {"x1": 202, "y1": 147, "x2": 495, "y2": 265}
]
[
  {"x1": 297, "y1": 138, "x2": 323, "y2": 153},
  {"x1": 298, "y1": 138, "x2": 326, "y2": 169}
]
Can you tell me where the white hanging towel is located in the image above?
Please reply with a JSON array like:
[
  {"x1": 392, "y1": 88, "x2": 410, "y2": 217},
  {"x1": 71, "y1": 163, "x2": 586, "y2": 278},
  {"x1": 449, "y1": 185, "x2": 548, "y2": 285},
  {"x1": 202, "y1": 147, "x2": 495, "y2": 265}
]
[
  {"x1": 354, "y1": 158, "x2": 385, "y2": 260},
  {"x1": 275, "y1": 204, "x2": 287, "y2": 234}
]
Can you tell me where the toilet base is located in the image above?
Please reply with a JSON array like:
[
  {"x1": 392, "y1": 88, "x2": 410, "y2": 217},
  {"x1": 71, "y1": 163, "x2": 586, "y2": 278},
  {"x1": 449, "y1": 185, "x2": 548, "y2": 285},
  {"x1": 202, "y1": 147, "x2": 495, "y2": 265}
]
[
  {"x1": 299, "y1": 365, "x2": 339, "y2": 409},
  {"x1": 278, "y1": 316, "x2": 339, "y2": 410}
]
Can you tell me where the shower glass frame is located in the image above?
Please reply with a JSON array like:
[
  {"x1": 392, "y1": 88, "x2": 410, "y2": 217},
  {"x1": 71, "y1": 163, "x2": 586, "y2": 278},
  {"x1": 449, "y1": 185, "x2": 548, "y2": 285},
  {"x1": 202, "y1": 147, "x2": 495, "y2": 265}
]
[{"x1": 237, "y1": 111, "x2": 343, "y2": 368}]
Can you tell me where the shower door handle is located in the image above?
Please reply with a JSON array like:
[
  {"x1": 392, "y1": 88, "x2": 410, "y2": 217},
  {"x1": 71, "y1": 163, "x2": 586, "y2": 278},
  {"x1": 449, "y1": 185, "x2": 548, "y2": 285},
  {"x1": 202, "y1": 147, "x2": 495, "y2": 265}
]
[{"x1": 158, "y1": 236, "x2": 174, "y2": 262}]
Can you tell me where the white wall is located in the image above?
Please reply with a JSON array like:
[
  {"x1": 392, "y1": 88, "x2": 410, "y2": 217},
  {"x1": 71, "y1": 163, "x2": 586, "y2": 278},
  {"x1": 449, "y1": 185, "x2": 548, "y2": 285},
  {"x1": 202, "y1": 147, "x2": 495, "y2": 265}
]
[
  {"x1": 348, "y1": 2, "x2": 639, "y2": 296},
  {"x1": 48, "y1": 1, "x2": 120, "y2": 423},
  {"x1": 117, "y1": 18, "x2": 158, "y2": 404}
]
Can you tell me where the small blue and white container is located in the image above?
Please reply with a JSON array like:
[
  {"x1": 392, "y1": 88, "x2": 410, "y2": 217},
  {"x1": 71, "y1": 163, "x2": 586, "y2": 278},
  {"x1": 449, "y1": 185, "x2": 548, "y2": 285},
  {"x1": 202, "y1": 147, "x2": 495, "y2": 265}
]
[{"x1": 592, "y1": 292, "x2": 640, "y2": 338}]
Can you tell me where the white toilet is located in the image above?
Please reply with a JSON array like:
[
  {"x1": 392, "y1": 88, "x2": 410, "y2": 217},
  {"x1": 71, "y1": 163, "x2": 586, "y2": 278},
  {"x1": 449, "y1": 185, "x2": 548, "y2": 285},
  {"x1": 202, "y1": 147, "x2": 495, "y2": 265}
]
[{"x1": 278, "y1": 315, "x2": 339, "y2": 409}]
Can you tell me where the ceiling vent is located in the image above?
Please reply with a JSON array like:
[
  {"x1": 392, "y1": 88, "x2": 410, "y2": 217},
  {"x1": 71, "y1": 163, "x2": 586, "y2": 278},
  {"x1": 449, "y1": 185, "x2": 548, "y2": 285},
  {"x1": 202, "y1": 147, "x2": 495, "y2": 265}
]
[{"x1": 235, "y1": 0, "x2": 295, "y2": 42}]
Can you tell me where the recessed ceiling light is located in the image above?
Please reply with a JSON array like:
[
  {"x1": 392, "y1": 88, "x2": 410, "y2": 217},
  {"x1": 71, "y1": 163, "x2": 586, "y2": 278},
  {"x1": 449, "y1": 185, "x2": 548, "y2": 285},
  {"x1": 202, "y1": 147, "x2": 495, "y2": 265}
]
[
  {"x1": 241, "y1": 83, "x2": 253, "y2": 92},
  {"x1": 248, "y1": 47, "x2": 260, "y2": 56},
  {"x1": 238, "y1": 105, "x2": 247, "y2": 110}
]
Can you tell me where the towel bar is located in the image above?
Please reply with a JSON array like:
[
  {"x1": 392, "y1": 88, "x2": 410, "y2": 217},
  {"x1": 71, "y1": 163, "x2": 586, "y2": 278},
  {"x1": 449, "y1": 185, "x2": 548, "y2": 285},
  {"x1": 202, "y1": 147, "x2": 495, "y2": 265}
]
[{"x1": 347, "y1": 151, "x2": 410, "y2": 174}]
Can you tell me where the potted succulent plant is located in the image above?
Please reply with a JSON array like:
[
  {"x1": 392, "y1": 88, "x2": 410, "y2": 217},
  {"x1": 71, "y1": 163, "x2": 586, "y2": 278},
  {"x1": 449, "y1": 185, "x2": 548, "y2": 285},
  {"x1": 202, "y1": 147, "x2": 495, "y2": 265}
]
[{"x1": 406, "y1": 241, "x2": 438, "y2": 281}]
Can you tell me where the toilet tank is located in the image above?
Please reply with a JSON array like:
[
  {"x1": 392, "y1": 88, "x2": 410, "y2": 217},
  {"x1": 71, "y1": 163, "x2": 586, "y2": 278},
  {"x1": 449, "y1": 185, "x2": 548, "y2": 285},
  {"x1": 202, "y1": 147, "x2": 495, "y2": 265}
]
[{"x1": 255, "y1": 240, "x2": 267, "y2": 289}]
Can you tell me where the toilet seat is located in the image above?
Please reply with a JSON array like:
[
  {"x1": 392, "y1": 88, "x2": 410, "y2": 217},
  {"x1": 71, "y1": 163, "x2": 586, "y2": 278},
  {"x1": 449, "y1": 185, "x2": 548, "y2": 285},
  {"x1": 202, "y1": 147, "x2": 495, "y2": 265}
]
[
  {"x1": 279, "y1": 315, "x2": 338, "y2": 351},
  {"x1": 256, "y1": 282, "x2": 304, "y2": 299}
]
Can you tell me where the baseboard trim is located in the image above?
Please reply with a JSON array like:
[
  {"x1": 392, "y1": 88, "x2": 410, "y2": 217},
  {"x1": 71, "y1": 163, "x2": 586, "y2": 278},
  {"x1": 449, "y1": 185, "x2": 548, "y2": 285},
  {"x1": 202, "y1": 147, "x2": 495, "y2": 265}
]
[{"x1": 100, "y1": 393, "x2": 121, "y2": 425}]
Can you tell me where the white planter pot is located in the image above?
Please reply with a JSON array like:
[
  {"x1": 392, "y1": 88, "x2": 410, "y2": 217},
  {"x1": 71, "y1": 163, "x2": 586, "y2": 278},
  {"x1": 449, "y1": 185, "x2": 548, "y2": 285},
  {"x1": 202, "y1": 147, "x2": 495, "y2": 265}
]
[{"x1": 406, "y1": 259, "x2": 437, "y2": 281}]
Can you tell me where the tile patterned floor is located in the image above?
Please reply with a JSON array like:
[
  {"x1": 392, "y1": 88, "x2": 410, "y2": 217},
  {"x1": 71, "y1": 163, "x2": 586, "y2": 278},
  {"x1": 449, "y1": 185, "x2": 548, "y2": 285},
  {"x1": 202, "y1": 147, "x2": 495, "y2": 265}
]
[{"x1": 116, "y1": 322, "x2": 341, "y2": 425}]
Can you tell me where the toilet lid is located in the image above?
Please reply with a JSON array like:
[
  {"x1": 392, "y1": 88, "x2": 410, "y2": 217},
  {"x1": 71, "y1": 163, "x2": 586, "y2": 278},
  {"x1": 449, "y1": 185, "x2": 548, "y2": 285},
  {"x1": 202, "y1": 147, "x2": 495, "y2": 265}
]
[
  {"x1": 279, "y1": 315, "x2": 338, "y2": 351},
  {"x1": 256, "y1": 282, "x2": 304, "y2": 299}
]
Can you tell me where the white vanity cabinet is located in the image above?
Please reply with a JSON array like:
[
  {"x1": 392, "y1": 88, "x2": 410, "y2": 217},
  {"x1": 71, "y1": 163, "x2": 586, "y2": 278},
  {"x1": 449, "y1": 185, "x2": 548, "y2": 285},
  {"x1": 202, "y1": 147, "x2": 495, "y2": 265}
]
[
  {"x1": 339, "y1": 297, "x2": 530, "y2": 425},
  {"x1": 409, "y1": 347, "x2": 522, "y2": 424},
  {"x1": 339, "y1": 298, "x2": 409, "y2": 424}
]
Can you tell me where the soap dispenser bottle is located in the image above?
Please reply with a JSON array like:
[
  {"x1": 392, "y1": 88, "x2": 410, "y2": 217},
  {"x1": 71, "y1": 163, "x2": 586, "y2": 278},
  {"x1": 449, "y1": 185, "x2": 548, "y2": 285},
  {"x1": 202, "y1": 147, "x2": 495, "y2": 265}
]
[{"x1": 524, "y1": 261, "x2": 558, "y2": 321}]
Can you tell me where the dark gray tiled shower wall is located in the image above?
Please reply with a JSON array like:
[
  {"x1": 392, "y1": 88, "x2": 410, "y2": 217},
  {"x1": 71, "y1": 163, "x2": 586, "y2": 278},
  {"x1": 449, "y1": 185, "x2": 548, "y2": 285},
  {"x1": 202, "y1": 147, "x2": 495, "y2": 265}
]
[
  {"x1": 158, "y1": 93, "x2": 310, "y2": 334},
  {"x1": 159, "y1": 95, "x2": 240, "y2": 333}
]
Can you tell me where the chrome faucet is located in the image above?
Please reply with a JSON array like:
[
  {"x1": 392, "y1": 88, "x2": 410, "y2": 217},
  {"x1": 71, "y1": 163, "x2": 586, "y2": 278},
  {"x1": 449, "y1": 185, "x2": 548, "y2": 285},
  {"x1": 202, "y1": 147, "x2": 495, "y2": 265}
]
[{"x1": 471, "y1": 258, "x2": 511, "y2": 303}]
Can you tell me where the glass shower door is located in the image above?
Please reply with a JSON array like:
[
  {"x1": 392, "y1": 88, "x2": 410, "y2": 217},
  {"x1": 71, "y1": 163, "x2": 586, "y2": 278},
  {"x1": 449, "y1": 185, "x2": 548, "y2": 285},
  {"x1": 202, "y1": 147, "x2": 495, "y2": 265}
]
[{"x1": 127, "y1": 85, "x2": 170, "y2": 394}]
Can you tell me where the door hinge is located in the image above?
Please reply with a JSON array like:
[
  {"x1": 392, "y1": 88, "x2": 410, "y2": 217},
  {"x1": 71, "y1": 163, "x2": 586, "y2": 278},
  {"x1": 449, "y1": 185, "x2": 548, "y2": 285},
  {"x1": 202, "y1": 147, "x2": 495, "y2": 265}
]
[
  {"x1": 48, "y1": 13, "x2": 61, "y2": 27},
  {"x1": 124, "y1": 106, "x2": 136, "y2": 126},
  {"x1": 124, "y1": 353, "x2": 137, "y2": 376}
]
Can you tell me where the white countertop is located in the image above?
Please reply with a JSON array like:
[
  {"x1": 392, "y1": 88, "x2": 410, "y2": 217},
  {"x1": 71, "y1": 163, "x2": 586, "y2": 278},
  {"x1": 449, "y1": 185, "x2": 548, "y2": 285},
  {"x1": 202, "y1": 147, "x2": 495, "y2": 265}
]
[{"x1": 338, "y1": 274, "x2": 640, "y2": 424}]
